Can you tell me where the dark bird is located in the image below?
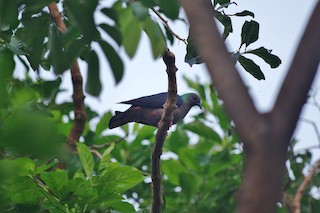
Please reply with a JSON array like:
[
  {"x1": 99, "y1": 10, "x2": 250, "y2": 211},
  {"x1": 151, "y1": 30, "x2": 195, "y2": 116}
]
[{"x1": 108, "y1": 92, "x2": 201, "y2": 129}]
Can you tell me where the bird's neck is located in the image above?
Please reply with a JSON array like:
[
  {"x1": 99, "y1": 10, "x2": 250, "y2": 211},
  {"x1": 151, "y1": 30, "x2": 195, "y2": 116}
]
[{"x1": 173, "y1": 103, "x2": 191, "y2": 123}]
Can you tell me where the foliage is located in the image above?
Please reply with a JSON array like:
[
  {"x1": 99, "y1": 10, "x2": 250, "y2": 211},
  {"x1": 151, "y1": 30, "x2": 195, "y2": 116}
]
[
  {"x1": 185, "y1": 0, "x2": 281, "y2": 80},
  {"x1": 0, "y1": 0, "x2": 318, "y2": 212}
]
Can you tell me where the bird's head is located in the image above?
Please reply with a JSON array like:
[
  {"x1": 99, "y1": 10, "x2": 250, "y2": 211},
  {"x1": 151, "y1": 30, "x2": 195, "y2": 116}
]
[{"x1": 183, "y1": 93, "x2": 202, "y2": 109}]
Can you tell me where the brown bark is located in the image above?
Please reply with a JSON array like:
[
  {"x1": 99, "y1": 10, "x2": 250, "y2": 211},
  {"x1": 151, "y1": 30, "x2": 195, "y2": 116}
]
[
  {"x1": 48, "y1": 3, "x2": 86, "y2": 149},
  {"x1": 151, "y1": 49, "x2": 178, "y2": 213},
  {"x1": 293, "y1": 159, "x2": 320, "y2": 213},
  {"x1": 179, "y1": 0, "x2": 320, "y2": 212}
]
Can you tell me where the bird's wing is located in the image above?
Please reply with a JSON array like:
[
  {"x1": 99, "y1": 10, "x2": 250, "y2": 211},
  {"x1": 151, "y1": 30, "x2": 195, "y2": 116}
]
[{"x1": 120, "y1": 92, "x2": 183, "y2": 108}]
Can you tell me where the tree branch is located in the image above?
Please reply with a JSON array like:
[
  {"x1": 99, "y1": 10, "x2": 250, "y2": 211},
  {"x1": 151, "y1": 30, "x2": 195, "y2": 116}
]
[
  {"x1": 48, "y1": 3, "x2": 87, "y2": 149},
  {"x1": 150, "y1": 7, "x2": 188, "y2": 45},
  {"x1": 178, "y1": 0, "x2": 267, "y2": 145},
  {"x1": 151, "y1": 49, "x2": 178, "y2": 213},
  {"x1": 271, "y1": 1, "x2": 320, "y2": 147},
  {"x1": 292, "y1": 159, "x2": 320, "y2": 213}
]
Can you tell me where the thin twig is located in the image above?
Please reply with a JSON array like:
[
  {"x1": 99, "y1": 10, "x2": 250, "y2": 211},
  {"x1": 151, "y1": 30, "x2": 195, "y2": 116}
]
[
  {"x1": 151, "y1": 49, "x2": 178, "y2": 213},
  {"x1": 150, "y1": 7, "x2": 188, "y2": 45},
  {"x1": 48, "y1": 3, "x2": 87, "y2": 150},
  {"x1": 89, "y1": 137, "x2": 125, "y2": 149},
  {"x1": 300, "y1": 118, "x2": 320, "y2": 145},
  {"x1": 292, "y1": 159, "x2": 320, "y2": 213},
  {"x1": 90, "y1": 149, "x2": 102, "y2": 159}
]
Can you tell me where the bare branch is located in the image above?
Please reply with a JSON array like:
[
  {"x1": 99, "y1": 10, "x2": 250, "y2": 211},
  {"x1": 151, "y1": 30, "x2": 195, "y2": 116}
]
[
  {"x1": 151, "y1": 49, "x2": 178, "y2": 213},
  {"x1": 48, "y1": 3, "x2": 87, "y2": 149},
  {"x1": 151, "y1": 7, "x2": 188, "y2": 45},
  {"x1": 292, "y1": 159, "x2": 320, "y2": 213},
  {"x1": 300, "y1": 118, "x2": 320, "y2": 145},
  {"x1": 272, "y1": 2, "x2": 320, "y2": 146}
]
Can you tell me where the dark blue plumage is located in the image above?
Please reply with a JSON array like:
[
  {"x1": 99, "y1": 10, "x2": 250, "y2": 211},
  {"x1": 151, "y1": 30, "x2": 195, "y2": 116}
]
[{"x1": 108, "y1": 92, "x2": 201, "y2": 129}]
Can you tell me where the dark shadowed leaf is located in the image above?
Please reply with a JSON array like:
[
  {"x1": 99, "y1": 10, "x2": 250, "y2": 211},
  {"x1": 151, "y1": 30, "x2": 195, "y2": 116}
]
[
  {"x1": 241, "y1": 20, "x2": 259, "y2": 47},
  {"x1": 101, "y1": 7, "x2": 118, "y2": 23},
  {"x1": 159, "y1": 0, "x2": 180, "y2": 20},
  {"x1": 48, "y1": 25, "x2": 68, "y2": 75},
  {"x1": 248, "y1": 47, "x2": 281, "y2": 68},
  {"x1": 142, "y1": 17, "x2": 166, "y2": 58},
  {"x1": 238, "y1": 55, "x2": 265, "y2": 80},
  {"x1": 64, "y1": 0, "x2": 99, "y2": 43},
  {"x1": 99, "y1": 23, "x2": 122, "y2": 46},
  {"x1": 86, "y1": 50, "x2": 101, "y2": 97},
  {"x1": 164, "y1": 25, "x2": 174, "y2": 45},
  {"x1": 215, "y1": 11, "x2": 233, "y2": 39},
  {"x1": 185, "y1": 35, "x2": 203, "y2": 66},
  {"x1": 99, "y1": 40, "x2": 124, "y2": 84},
  {"x1": 233, "y1": 10, "x2": 255, "y2": 18}
]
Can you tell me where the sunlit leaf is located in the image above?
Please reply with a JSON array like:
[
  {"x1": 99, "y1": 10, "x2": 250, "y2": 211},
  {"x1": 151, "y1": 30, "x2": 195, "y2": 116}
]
[
  {"x1": 142, "y1": 17, "x2": 166, "y2": 58},
  {"x1": 77, "y1": 143, "x2": 95, "y2": 180}
]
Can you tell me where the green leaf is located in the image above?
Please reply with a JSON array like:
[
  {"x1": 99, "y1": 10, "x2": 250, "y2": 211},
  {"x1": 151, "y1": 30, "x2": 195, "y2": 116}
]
[
  {"x1": 11, "y1": 188, "x2": 42, "y2": 205},
  {"x1": 77, "y1": 143, "x2": 95, "y2": 180},
  {"x1": 130, "y1": 1, "x2": 149, "y2": 21},
  {"x1": 233, "y1": 10, "x2": 255, "y2": 18},
  {"x1": 185, "y1": 35, "x2": 202, "y2": 66},
  {"x1": 99, "y1": 40, "x2": 124, "y2": 84},
  {"x1": 215, "y1": 11, "x2": 233, "y2": 39},
  {"x1": 99, "y1": 23, "x2": 122, "y2": 45},
  {"x1": 98, "y1": 143, "x2": 115, "y2": 172},
  {"x1": 0, "y1": 49, "x2": 14, "y2": 105},
  {"x1": 117, "y1": 8, "x2": 142, "y2": 58},
  {"x1": 179, "y1": 172, "x2": 201, "y2": 198},
  {"x1": 159, "y1": 0, "x2": 180, "y2": 20},
  {"x1": 142, "y1": 17, "x2": 166, "y2": 58},
  {"x1": 40, "y1": 170, "x2": 69, "y2": 196},
  {"x1": 184, "y1": 121, "x2": 221, "y2": 143},
  {"x1": 7, "y1": 36, "x2": 27, "y2": 55},
  {"x1": 64, "y1": 0, "x2": 99, "y2": 43},
  {"x1": 241, "y1": 20, "x2": 259, "y2": 47},
  {"x1": 0, "y1": 0, "x2": 19, "y2": 28},
  {"x1": 238, "y1": 55, "x2": 265, "y2": 80},
  {"x1": 248, "y1": 47, "x2": 281, "y2": 68},
  {"x1": 101, "y1": 7, "x2": 119, "y2": 23},
  {"x1": 100, "y1": 162, "x2": 143, "y2": 193},
  {"x1": 48, "y1": 25, "x2": 68, "y2": 75},
  {"x1": 96, "y1": 112, "x2": 112, "y2": 135},
  {"x1": 164, "y1": 25, "x2": 174, "y2": 45},
  {"x1": 85, "y1": 50, "x2": 101, "y2": 97},
  {"x1": 162, "y1": 159, "x2": 188, "y2": 185}
]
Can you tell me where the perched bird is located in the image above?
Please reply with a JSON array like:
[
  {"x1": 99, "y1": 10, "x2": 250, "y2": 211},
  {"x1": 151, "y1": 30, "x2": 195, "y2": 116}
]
[{"x1": 108, "y1": 92, "x2": 201, "y2": 129}]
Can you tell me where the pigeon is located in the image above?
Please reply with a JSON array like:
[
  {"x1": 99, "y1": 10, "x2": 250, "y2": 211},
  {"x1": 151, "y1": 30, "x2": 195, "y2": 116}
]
[{"x1": 108, "y1": 92, "x2": 201, "y2": 129}]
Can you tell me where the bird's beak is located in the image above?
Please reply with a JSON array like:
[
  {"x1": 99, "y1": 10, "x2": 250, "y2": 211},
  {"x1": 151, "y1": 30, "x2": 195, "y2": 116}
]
[{"x1": 198, "y1": 104, "x2": 202, "y2": 110}]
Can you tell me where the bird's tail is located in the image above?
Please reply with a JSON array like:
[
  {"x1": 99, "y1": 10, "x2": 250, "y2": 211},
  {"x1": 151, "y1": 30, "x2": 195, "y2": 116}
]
[{"x1": 108, "y1": 111, "x2": 127, "y2": 129}]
